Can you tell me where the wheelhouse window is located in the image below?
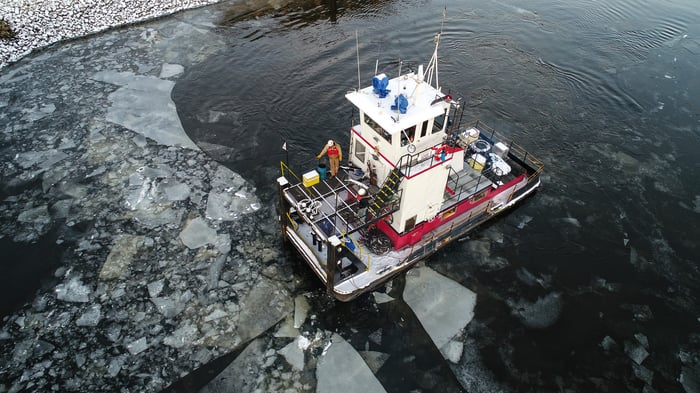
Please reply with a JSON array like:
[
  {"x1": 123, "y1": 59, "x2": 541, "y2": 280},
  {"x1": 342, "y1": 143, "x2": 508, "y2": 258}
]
[
  {"x1": 354, "y1": 139, "x2": 366, "y2": 162},
  {"x1": 400, "y1": 126, "x2": 416, "y2": 146},
  {"x1": 433, "y1": 113, "x2": 446, "y2": 133},
  {"x1": 365, "y1": 116, "x2": 392, "y2": 143},
  {"x1": 419, "y1": 120, "x2": 429, "y2": 138}
]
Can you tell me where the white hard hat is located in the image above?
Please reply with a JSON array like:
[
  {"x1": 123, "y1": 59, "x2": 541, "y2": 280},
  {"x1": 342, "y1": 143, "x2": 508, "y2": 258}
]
[
  {"x1": 358, "y1": 188, "x2": 366, "y2": 196},
  {"x1": 327, "y1": 140, "x2": 334, "y2": 147}
]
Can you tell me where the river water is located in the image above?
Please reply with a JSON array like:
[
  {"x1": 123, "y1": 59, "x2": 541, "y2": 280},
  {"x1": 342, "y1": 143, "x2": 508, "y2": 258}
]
[
  {"x1": 173, "y1": 0, "x2": 700, "y2": 391},
  {"x1": 2, "y1": 0, "x2": 699, "y2": 392}
]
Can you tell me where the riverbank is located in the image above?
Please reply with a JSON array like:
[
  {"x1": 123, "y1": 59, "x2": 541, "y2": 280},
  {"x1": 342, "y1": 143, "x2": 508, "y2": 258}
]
[{"x1": 0, "y1": 0, "x2": 220, "y2": 70}]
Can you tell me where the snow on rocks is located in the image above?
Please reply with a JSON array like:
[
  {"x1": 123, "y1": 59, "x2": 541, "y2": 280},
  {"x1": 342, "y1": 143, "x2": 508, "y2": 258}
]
[{"x1": 0, "y1": 0, "x2": 221, "y2": 70}]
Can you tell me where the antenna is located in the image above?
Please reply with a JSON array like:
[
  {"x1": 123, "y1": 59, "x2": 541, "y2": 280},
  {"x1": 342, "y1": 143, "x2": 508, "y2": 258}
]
[{"x1": 356, "y1": 31, "x2": 361, "y2": 91}]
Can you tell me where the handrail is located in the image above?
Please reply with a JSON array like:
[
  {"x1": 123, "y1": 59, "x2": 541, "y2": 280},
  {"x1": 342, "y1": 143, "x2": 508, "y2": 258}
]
[
  {"x1": 279, "y1": 161, "x2": 300, "y2": 182},
  {"x1": 468, "y1": 119, "x2": 545, "y2": 178},
  {"x1": 395, "y1": 142, "x2": 457, "y2": 178},
  {"x1": 286, "y1": 212, "x2": 298, "y2": 230}
]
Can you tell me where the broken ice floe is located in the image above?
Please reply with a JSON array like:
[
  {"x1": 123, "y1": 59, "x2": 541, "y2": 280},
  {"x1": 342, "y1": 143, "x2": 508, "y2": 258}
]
[
  {"x1": 625, "y1": 339, "x2": 649, "y2": 365},
  {"x1": 76, "y1": 304, "x2": 102, "y2": 327},
  {"x1": 278, "y1": 335, "x2": 306, "y2": 371},
  {"x1": 99, "y1": 235, "x2": 144, "y2": 280},
  {"x1": 316, "y1": 333, "x2": 387, "y2": 393},
  {"x1": 372, "y1": 291, "x2": 394, "y2": 304},
  {"x1": 205, "y1": 166, "x2": 262, "y2": 220},
  {"x1": 179, "y1": 217, "x2": 218, "y2": 249},
  {"x1": 509, "y1": 292, "x2": 563, "y2": 329},
  {"x1": 159, "y1": 63, "x2": 184, "y2": 79},
  {"x1": 293, "y1": 294, "x2": 310, "y2": 328},
  {"x1": 127, "y1": 337, "x2": 149, "y2": 355},
  {"x1": 54, "y1": 277, "x2": 92, "y2": 303},
  {"x1": 92, "y1": 70, "x2": 198, "y2": 150},
  {"x1": 15, "y1": 149, "x2": 68, "y2": 170},
  {"x1": 359, "y1": 351, "x2": 390, "y2": 374},
  {"x1": 403, "y1": 266, "x2": 476, "y2": 363}
]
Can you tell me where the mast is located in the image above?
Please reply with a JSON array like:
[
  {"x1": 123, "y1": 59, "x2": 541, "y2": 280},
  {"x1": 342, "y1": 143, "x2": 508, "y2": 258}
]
[{"x1": 425, "y1": 6, "x2": 446, "y2": 90}]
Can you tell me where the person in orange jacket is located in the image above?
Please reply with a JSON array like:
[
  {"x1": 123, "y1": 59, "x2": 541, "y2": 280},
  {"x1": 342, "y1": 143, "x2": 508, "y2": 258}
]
[{"x1": 317, "y1": 139, "x2": 342, "y2": 177}]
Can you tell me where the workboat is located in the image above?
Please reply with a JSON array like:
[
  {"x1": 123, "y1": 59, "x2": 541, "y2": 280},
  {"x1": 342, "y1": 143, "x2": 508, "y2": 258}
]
[{"x1": 276, "y1": 30, "x2": 544, "y2": 301}]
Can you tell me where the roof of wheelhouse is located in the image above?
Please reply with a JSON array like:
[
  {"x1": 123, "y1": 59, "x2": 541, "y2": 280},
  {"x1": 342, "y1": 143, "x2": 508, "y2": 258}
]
[{"x1": 345, "y1": 71, "x2": 448, "y2": 135}]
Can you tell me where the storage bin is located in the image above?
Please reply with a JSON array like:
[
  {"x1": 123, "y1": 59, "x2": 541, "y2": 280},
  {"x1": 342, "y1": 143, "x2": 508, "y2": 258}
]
[
  {"x1": 303, "y1": 170, "x2": 319, "y2": 187},
  {"x1": 468, "y1": 153, "x2": 486, "y2": 172}
]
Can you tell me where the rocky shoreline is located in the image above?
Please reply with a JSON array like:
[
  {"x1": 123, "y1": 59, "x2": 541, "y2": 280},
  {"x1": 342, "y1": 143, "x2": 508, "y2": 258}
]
[{"x1": 0, "y1": 0, "x2": 221, "y2": 70}]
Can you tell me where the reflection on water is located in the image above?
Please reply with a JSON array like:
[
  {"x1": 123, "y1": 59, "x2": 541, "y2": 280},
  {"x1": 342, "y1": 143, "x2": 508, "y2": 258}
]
[{"x1": 174, "y1": 0, "x2": 700, "y2": 390}]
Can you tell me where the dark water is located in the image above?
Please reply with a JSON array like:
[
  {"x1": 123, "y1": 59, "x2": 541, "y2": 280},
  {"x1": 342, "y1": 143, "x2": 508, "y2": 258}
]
[{"x1": 173, "y1": 0, "x2": 700, "y2": 391}]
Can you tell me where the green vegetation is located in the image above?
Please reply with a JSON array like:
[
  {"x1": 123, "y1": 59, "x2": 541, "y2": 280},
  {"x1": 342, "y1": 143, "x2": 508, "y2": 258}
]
[{"x1": 1, "y1": 19, "x2": 17, "y2": 40}]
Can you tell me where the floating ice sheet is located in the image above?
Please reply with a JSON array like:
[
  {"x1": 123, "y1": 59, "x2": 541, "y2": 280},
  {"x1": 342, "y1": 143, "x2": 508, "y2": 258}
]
[
  {"x1": 403, "y1": 266, "x2": 476, "y2": 362},
  {"x1": 179, "y1": 217, "x2": 217, "y2": 249},
  {"x1": 278, "y1": 336, "x2": 305, "y2": 371},
  {"x1": 316, "y1": 333, "x2": 387, "y2": 393},
  {"x1": 91, "y1": 70, "x2": 198, "y2": 150}
]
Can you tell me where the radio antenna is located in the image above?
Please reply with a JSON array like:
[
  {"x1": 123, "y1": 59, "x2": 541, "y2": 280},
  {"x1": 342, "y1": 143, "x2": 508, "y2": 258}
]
[{"x1": 356, "y1": 31, "x2": 361, "y2": 91}]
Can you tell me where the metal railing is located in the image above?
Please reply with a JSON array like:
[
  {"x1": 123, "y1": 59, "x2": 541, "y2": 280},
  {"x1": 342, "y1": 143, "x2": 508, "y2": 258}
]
[{"x1": 469, "y1": 119, "x2": 545, "y2": 180}]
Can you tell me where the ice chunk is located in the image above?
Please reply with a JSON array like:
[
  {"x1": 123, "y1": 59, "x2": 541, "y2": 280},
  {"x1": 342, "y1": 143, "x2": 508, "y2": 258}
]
[
  {"x1": 278, "y1": 336, "x2": 305, "y2": 371},
  {"x1": 162, "y1": 181, "x2": 190, "y2": 201},
  {"x1": 510, "y1": 292, "x2": 563, "y2": 329},
  {"x1": 634, "y1": 333, "x2": 649, "y2": 349},
  {"x1": 235, "y1": 277, "x2": 293, "y2": 344},
  {"x1": 179, "y1": 217, "x2": 217, "y2": 249},
  {"x1": 147, "y1": 280, "x2": 164, "y2": 298},
  {"x1": 368, "y1": 329, "x2": 382, "y2": 345},
  {"x1": 213, "y1": 234, "x2": 231, "y2": 254},
  {"x1": 600, "y1": 335, "x2": 617, "y2": 351},
  {"x1": 403, "y1": 267, "x2": 476, "y2": 359},
  {"x1": 680, "y1": 364, "x2": 700, "y2": 393},
  {"x1": 99, "y1": 235, "x2": 143, "y2": 280},
  {"x1": 633, "y1": 362, "x2": 653, "y2": 385},
  {"x1": 205, "y1": 191, "x2": 253, "y2": 221},
  {"x1": 76, "y1": 304, "x2": 102, "y2": 327},
  {"x1": 625, "y1": 339, "x2": 649, "y2": 365},
  {"x1": 127, "y1": 337, "x2": 148, "y2": 355},
  {"x1": 105, "y1": 324, "x2": 122, "y2": 342},
  {"x1": 163, "y1": 322, "x2": 199, "y2": 349},
  {"x1": 91, "y1": 70, "x2": 198, "y2": 150},
  {"x1": 621, "y1": 304, "x2": 654, "y2": 321},
  {"x1": 200, "y1": 338, "x2": 266, "y2": 393},
  {"x1": 55, "y1": 277, "x2": 91, "y2": 303},
  {"x1": 15, "y1": 149, "x2": 67, "y2": 169},
  {"x1": 372, "y1": 291, "x2": 394, "y2": 304},
  {"x1": 559, "y1": 216, "x2": 581, "y2": 227},
  {"x1": 151, "y1": 291, "x2": 191, "y2": 319},
  {"x1": 517, "y1": 215, "x2": 533, "y2": 229},
  {"x1": 358, "y1": 351, "x2": 390, "y2": 374},
  {"x1": 442, "y1": 339, "x2": 464, "y2": 363},
  {"x1": 203, "y1": 309, "x2": 228, "y2": 322},
  {"x1": 205, "y1": 166, "x2": 261, "y2": 220},
  {"x1": 107, "y1": 355, "x2": 126, "y2": 377},
  {"x1": 316, "y1": 333, "x2": 387, "y2": 393},
  {"x1": 12, "y1": 340, "x2": 33, "y2": 364},
  {"x1": 159, "y1": 63, "x2": 184, "y2": 79},
  {"x1": 207, "y1": 255, "x2": 227, "y2": 289},
  {"x1": 274, "y1": 315, "x2": 300, "y2": 338},
  {"x1": 293, "y1": 295, "x2": 310, "y2": 329},
  {"x1": 32, "y1": 340, "x2": 55, "y2": 359},
  {"x1": 17, "y1": 205, "x2": 50, "y2": 225}
]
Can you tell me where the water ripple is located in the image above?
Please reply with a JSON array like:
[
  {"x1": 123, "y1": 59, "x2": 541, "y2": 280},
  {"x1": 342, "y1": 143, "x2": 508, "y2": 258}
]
[{"x1": 537, "y1": 58, "x2": 644, "y2": 112}]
